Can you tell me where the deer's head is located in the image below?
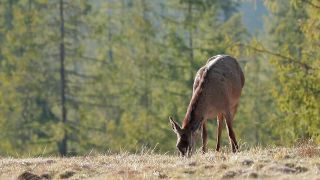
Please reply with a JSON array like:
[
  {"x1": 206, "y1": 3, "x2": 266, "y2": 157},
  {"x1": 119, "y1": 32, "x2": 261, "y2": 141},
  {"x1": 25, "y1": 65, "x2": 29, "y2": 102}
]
[{"x1": 169, "y1": 117, "x2": 195, "y2": 157}]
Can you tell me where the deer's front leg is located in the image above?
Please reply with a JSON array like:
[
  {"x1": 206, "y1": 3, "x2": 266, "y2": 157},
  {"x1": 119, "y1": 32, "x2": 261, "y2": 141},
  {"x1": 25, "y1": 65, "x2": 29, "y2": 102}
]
[
  {"x1": 202, "y1": 121, "x2": 208, "y2": 154},
  {"x1": 216, "y1": 113, "x2": 224, "y2": 152}
]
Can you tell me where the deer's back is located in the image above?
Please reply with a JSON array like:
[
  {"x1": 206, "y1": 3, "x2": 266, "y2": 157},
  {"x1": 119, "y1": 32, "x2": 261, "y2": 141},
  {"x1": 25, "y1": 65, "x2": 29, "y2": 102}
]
[{"x1": 195, "y1": 55, "x2": 244, "y2": 118}]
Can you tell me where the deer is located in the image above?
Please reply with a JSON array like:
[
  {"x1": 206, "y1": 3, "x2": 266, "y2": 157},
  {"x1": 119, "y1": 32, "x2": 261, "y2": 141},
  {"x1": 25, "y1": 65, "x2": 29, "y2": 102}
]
[{"x1": 169, "y1": 55, "x2": 245, "y2": 157}]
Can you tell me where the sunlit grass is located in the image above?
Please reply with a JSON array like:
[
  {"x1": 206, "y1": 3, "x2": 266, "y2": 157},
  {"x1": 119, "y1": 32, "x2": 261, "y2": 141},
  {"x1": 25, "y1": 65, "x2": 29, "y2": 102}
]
[{"x1": 1, "y1": 145, "x2": 320, "y2": 179}]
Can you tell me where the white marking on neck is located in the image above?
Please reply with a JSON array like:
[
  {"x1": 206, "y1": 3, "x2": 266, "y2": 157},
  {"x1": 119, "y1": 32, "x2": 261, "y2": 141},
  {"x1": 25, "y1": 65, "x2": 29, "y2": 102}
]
[{"x1": 206, "y1": 55, "x2": 225, "y2": 69}]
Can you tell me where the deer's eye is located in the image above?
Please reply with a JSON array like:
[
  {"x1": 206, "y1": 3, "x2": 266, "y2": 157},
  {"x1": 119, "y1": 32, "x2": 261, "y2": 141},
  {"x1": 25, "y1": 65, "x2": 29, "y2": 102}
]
[
  {"x1": 177, "y1": 140, "x2": 188, "y2": 150},
  {"x1": 181, "y1": 134, "x2": 188, "y2": 140}
]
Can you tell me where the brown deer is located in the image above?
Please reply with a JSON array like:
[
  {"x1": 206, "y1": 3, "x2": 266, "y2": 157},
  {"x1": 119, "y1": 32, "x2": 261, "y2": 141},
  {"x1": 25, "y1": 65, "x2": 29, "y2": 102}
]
[{"x1": 169, "y1": 55, "x2": 245, "y2": 156}]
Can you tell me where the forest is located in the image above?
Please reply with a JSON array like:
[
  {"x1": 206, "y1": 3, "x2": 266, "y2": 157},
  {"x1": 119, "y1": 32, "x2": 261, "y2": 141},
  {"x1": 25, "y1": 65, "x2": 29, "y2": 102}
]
[{"x1": 0, "y1": 0, "x2": 319, "y2": 157}]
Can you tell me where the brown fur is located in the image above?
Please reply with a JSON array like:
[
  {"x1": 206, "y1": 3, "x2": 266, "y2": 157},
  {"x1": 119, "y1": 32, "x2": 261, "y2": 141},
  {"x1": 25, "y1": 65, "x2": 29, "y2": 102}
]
[
  {"x1": 170, "y1": 55, "x2": 245, "y2": 156},
  {"x1": 182, "y1": 67, "x2": 208, "y2": 129}
]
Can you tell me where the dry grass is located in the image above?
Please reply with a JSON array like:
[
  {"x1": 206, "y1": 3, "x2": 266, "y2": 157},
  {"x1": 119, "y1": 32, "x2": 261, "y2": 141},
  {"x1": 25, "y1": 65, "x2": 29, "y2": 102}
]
[{"x1": 1, "y1": 147, "x2": 320, "y2": 179}]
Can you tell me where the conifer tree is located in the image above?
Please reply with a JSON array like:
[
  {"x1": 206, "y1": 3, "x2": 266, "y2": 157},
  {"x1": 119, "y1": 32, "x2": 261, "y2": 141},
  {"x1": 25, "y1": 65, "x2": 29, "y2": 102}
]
[{"x1": 264, "y1": 0, "x2": 320, "y2": 144}]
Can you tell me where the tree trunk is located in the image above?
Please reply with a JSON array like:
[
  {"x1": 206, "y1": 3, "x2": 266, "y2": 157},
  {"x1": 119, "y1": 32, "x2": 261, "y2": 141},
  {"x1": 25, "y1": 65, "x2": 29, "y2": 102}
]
[
  {"x1": 187, "y1": 1, "x2": 195, "y2": 86},
  {"x1": 141, "y1": 0, "x2": 150, "y2": 110},
  {"x1": 59, "y1": 0, "x2": 68, "y2": 156}
]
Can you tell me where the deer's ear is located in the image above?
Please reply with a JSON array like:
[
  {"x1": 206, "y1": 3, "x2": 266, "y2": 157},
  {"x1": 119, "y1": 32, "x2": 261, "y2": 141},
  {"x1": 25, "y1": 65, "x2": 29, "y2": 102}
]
[{"x1": 169, "y1": 116, "x2": 181, "y2": 134}]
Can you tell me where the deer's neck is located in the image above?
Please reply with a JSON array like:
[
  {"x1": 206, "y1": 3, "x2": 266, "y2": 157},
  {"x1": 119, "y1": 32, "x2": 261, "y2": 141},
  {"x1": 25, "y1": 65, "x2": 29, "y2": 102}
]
[{"x1": 182, "y1": 104, "x2": 204, "y2": 133}]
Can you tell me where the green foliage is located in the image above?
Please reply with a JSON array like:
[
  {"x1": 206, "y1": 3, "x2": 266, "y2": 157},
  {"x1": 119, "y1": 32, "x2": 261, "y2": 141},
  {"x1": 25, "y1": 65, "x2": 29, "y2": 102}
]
[
  {"x1": 0, "y1": 0, "x2": 318, "y2": 156},
  {"x1": 264, "y1": 0, "x2": 320, "y2": 144}
]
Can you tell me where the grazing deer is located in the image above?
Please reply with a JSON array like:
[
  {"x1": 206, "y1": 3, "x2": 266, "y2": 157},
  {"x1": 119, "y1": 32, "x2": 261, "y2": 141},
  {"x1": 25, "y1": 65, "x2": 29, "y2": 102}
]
[{"x1": 170, "y1": 55, "x2": 245, "y2": 156}]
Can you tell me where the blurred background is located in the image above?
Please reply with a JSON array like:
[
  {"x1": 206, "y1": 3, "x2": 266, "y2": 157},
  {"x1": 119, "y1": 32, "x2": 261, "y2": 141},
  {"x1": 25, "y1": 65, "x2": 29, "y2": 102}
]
[{"x1": 0, "y1": 0, "x2": 319, "y2": 156}]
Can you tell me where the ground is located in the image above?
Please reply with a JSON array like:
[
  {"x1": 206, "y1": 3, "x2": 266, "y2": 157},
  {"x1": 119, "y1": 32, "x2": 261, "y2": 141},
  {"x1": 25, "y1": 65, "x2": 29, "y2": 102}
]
[{"x1": 1, "y1": 145, "x2": 320, "y2": 179}]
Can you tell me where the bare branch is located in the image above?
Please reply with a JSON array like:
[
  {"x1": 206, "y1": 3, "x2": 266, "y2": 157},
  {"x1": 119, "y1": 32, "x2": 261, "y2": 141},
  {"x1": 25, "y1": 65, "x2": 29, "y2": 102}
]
[
  {"x1": 66, "y1": 70, "x2": 98, "y2": 80},
  {"x1": 301, "y1": 0, "x2": 320, "y2": 9},
  {"x1": 235, "y1": 43, "x2": 314, "y2": 71}
]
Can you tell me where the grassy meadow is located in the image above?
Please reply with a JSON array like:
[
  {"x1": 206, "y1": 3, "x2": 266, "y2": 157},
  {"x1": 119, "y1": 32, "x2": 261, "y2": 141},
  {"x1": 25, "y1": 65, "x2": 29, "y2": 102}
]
[
  {"x1": 0, "y1": 0, "x2": 319, "y2": 179},
  {"x1": 2, "y1": 143, "x2": 320, "y2": 179}
]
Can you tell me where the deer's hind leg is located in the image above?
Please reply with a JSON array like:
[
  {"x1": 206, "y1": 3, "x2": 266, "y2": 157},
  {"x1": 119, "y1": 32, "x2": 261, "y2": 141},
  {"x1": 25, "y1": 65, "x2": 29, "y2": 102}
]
[
  {"x1": 215, "y1": 113, "x2": 224, "y2": 152},
  {"x1": 225, "y1": 111, "x2": 238, "y2": 153},
  {"x1": 202, "y1": 121, "x2": 208, "y2": 154}
]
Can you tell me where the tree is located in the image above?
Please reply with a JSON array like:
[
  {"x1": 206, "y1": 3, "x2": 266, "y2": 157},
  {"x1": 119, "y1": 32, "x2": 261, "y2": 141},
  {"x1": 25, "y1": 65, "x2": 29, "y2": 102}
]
[
  {"x1": 0, "y1": 0, "x2": 253, "y2": 155},
  {"x1": 263, "y1": 0, "x2": 320, "y2": 144},
  {"x1": 0, "y1": 0, "x2": 99, "y2": 156}
]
